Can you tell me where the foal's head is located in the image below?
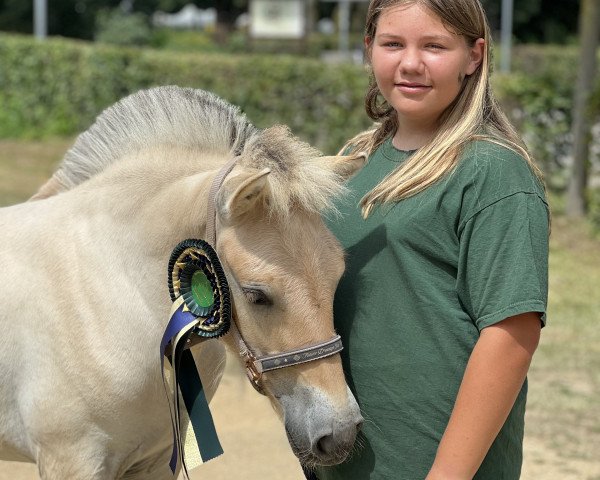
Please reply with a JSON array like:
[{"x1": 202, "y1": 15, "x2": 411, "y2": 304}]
[{"x1": 215, "y1": 126, "x2": 365, "y2": 466}]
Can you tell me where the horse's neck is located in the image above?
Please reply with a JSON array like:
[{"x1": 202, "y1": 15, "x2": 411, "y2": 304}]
[{"x1": 76, "y1": 147, "x2": 223, "y2": 254}]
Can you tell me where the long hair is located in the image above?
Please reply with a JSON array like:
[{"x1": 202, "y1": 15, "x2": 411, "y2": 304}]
[{"x1": 347, "y1": 0, "x2": 544, "y2": 217}]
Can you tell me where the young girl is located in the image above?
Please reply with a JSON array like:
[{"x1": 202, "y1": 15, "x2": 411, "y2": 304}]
[{"x1": 314, "y1": 1, "x2": 549, "y2": 479}]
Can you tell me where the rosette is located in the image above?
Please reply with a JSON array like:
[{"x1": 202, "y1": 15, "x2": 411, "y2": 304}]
[{"x1": 168, "y1": 239, "x2": 231, "y2": 339}]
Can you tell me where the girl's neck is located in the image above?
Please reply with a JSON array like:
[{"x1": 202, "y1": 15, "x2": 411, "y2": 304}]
[{"x1": 392, "y1": 119, "x2": 439, "y2": 151}]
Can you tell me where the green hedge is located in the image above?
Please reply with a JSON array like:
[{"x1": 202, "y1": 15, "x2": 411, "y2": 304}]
[
  {"x1": 492, "y1": 45, "x2": 580, "y2": 189},
  {"x1": 5, "y1": 34, "x2": 600, "y2": 229},
  {"x1": 0, "y1": 33, "x2": 371, "y2": 154},
  {"x1": 0, "y1": 34, "x2": 589, "y2": 175}
]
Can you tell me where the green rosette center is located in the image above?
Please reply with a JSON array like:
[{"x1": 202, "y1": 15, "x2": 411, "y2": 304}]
[
  {"x1": 191, "y1": 270, "x2": 214, "y2": 308},
  {"x1": 168, "y1": 238, "x2": 231, "y2": 338}
]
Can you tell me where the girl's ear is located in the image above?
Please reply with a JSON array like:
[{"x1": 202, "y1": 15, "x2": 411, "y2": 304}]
[
  {"x1": 466, "y1": 38, "x2": 485, "y2": 75},
  {"x1": 364, "y1": 35, "x2": 373, "y2": 60}
]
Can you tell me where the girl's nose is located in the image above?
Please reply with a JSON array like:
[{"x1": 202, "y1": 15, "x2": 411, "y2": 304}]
[{"x1": 399, "y1": 47, "x2": 424, "y2": 73}]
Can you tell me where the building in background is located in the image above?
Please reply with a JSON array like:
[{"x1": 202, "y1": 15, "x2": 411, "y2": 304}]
[{"x1": 152, "y1": 4, "x2": 216, "y2": 30}]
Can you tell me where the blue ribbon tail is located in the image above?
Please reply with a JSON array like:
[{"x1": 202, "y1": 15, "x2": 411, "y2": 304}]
[{"x1": 161, "y1": 299, "x2": 223, "y2": 474}]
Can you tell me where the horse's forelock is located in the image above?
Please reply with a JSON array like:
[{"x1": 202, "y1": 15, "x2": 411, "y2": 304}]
[{"x1": 239, "y1": 126, "x2": 347, "y2": 218}]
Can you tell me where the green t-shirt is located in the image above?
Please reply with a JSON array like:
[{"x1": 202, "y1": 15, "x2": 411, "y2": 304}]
[{"x1": 315, "y1": 137, "x2": 549, "y2": 480}]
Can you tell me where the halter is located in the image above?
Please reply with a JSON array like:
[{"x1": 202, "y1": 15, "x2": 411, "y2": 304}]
[{"x1": 205, "y1": 157, "x2": 343, "y2": 395}]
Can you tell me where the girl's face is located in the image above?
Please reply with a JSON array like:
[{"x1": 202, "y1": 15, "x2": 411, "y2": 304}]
[{"x1": 367, "y1": 3, "x2": 484, "y2": 132}]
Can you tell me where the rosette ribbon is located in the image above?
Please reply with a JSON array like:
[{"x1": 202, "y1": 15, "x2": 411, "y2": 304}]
[{"x1": 161, "y1": 239, "x2": 232, "y2": 477}]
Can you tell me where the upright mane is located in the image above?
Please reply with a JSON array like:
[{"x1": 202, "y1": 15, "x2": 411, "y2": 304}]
[
  {"x1": 52, "y1": 86, "x2": 258, "y2": 191},
  {"x1": 44, "y1": 86, "x2": 347, "y2": 217}
]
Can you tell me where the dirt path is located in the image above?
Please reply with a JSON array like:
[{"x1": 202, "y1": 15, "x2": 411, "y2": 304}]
[
  {"x1": 522, "y1": 433, "x2": 600, "y2": 480},
  {"x1": 1, "y1": 358, "x2": 598, "y2": 480}
]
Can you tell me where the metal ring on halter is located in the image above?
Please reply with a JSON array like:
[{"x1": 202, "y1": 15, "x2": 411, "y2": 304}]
[{"x1": 244, "y1": 353, "x2": 265, "y2": 395}]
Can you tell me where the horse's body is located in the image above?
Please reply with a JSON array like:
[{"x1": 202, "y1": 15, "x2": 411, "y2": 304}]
[{"x1": 0, "y1": 87, "x2": 364, "y2": 479}]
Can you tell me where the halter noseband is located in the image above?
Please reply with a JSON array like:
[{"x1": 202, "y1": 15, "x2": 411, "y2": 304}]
[{"x1": 205, "y1": 158, "x2": 343, "y2": 395}]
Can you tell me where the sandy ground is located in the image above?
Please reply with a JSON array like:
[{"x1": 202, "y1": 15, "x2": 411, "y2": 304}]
[
  {"x1": 521, "y1": 435, "x2": 600, "y2": 480},
  {"x1": 1, "y1": 355, "x2": 598, "y2": 480}
]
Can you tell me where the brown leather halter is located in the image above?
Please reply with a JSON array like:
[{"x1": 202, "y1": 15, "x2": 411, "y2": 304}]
[{"x1": 205, "y1": 157, "x2": 343, "y2": 395}]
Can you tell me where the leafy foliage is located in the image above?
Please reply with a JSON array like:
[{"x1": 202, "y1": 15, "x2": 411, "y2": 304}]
[
  {"x1": 588, "y1": 187, "x2": 600, "y2": 236},
  {"x1": 492, "y1": 45, "x2": 579, "y2": 190},
  {"x1": 0, "y1": 0, "x2": 580, "y2": 44},
  {"x1": 95, "y1": 8, "x2": 153, "y2": 46},
  {"x1": 0, "y1": 0, "x2": 123, "y2": 40},
  {"x1": 1, "y1": 33, "x2": 591, "y2": 162},
  {"x1": 480, "y1": 0, "x2": 579, "y2": 44},
  {"x1": 0, "y1": 33, "x2": 371, "y2": 154},
  {"x1": 1, "y1": 33, "x2": 599, "y2": 228}
]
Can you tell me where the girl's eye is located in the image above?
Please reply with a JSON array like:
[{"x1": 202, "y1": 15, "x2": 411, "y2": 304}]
[
  {"x1": 242, "y1": 287, "x2": 273, "y2": 306},
  {"x1": 382, "y1": 42, "x2": 401, "y2": 48},
  {"x1": 427, "y1": 44, "x2": 445, "y2": 50}
]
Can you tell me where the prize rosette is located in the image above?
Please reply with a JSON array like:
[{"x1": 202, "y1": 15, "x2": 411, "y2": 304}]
[
  {"x1": 162, "y1": 238, "x2": 229, "y2": 475},
  {"x1": 168, "y1": 239, "x2": 231, "y2": 339}
]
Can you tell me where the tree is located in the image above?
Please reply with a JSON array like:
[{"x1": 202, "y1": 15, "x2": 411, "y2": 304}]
[
  {"x1": 567, "y1": 0, "x2": 600, "y2": 217},
  {"x1": 481, "y1": 0, "x2": 579, "y2": 43},
  {"x1": 0, "y1": 0, "x2": 166, "y2": 40},
  {"x1": 95, "y1": 8, "x2": 153, "y2": 46}
]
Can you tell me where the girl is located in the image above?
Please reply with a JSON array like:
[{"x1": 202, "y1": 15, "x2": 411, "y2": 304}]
[{"x1": 314, "y1": 1, "x2": 549, "y2": 479}]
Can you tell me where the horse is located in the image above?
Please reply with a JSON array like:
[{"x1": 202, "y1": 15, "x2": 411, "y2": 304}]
[{"x1": 0, "y1": 86, "x2": 365, "y2": 479}]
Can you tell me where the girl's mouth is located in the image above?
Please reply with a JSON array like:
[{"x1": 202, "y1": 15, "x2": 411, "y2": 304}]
[{"x1": 396, "y1": 82, "x2": 432, "y2": 94}]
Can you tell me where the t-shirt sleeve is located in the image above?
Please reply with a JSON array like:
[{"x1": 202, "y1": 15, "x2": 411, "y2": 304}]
[{"x1": 456, "y1": 191, "x2": 549, "y2": 330}]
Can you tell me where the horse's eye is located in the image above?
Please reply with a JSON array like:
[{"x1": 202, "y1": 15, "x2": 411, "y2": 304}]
[{"x1": 242, "y1": 288, "x2": 272, "y2": 306}]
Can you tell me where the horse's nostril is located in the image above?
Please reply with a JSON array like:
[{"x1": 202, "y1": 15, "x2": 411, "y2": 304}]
[
  {"x1": 316, "y1": 433, "x2": 336, "y2": 456},
  {"x1": 313, "y1": 421, "x2": 361, "y2": 460}
]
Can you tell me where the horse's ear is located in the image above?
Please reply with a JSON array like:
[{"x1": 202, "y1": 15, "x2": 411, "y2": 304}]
[
  {"x1": 217, "y1": 168, "x2": 271, "y2": 223},
  {"x1": 319, "y1": 151, "x2": 368, "y2": 180}
]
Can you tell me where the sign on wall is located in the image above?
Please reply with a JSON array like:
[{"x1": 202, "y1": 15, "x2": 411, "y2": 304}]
[{"x1": 250, "y1": 0, "x2": 306, "y2": 39}]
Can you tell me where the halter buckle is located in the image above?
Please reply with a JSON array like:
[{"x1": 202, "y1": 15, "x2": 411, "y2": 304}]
[{"x1": 244, "y1": 355, "x2": 265, "y2": 394}]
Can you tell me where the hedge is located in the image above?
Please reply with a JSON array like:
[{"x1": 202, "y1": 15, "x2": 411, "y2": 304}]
[
  {"x1": 0, "y1": 33, "x2": 593, "y2": 182},
  {"x1": 0, "y1": 33, "x2": 372, "y2": 154},
  {"x1": 491, "y1": 44, "x2": 580, "y2": 189}
]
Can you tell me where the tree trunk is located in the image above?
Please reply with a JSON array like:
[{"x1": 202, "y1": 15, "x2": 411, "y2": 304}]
[
  {"x1": 567, "y1": 0, "x2": 600, "y2": 217},
  {"x1": 306, "y1": 0, "x2": 317, "y2": 34}
]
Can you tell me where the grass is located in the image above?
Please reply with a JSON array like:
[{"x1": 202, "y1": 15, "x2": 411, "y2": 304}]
[
  {"x1": 1, "y1": 139, "x2": 599, "y2": 477},
  {"x1": 525, "y1": 215, "x2": 600, "y2": 472},
  {"x1": 0, "y1": 138, "x2": 72, "y2": 205}
]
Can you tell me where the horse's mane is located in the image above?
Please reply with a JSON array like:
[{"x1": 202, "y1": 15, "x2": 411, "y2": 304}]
[
  {"x1": 53, "y1": 86, "x2": 257, "y2": 191},
  {"x1": 44, "y1": 86, "x2": 345, "y2": 217}
]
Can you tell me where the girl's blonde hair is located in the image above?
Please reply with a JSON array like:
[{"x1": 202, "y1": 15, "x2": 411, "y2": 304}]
[{"x1": 349, "y1": 0, "x2": 544, "y2": 217}]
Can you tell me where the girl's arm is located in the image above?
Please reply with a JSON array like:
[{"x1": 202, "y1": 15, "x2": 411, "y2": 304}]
[{"x1": 425, "y1": 312, "x2": 542, "y2": 480}]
